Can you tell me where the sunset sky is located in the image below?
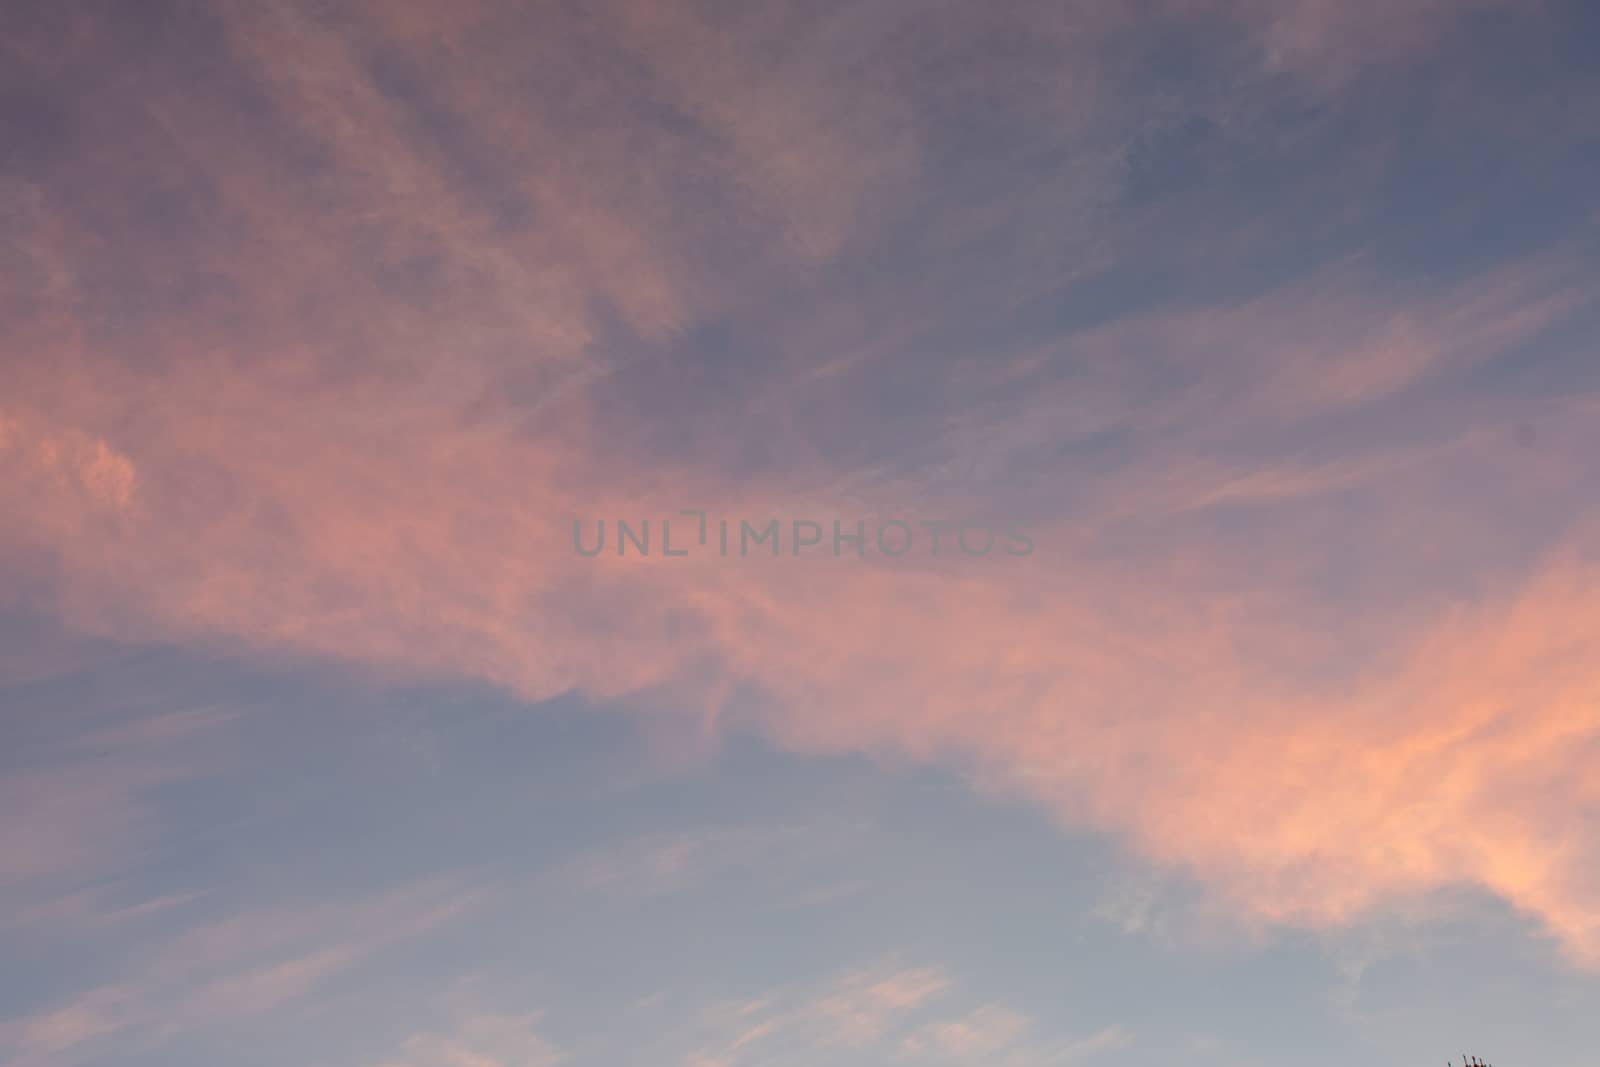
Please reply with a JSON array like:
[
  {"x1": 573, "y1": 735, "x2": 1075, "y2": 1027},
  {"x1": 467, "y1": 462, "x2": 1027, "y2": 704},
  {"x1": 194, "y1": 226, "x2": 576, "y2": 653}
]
[{"x1": 2, "y1": 1, "x2": 1599, "y2": 1064}]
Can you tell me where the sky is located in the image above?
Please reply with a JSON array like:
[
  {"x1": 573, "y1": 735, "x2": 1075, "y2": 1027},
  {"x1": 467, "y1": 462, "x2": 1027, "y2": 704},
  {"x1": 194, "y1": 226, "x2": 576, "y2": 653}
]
[{"x1": 1, "y1": 1, "x2": 1598, "y2": 1064}]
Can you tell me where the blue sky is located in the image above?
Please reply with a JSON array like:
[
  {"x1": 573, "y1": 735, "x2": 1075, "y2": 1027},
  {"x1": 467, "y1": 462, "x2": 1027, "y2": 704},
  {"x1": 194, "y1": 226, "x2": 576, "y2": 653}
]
[
  {"x1": 5, "y1": 630, "x2": 1597, "y2": 1065},
  {"x1": 2, "y1": 1, "x2": 1599, "y2": 1064}
]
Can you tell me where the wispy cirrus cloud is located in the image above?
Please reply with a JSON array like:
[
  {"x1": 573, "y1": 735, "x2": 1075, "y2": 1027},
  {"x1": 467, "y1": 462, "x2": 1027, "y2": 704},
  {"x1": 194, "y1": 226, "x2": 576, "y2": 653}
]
[
  {"x1": 0, "y1": 877, "x2": 483, "y2": 1066},
  {"x1": 669, "y1": 961, "x2": 1129, "y2": 1067},
  {"x1": 3, "y1": 0, "x2": 1598, "y2": 985},
  {"x1": 372, "y1": 959, "x2": 1125, "y2": 1067}
]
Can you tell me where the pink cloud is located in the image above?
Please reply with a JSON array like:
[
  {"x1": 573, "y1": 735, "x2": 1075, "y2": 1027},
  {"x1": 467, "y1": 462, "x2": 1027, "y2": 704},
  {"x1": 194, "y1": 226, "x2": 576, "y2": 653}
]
[{"x1": 3, "y1": 0, "x2": 1595, "y2": 973}]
